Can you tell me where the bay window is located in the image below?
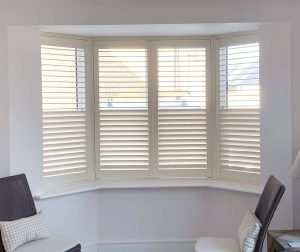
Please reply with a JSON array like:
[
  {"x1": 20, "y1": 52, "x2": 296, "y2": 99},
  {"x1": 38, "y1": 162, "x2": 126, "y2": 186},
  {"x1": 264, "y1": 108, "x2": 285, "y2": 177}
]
[{"x1": 41, "y1": 33, "x2": 260, "y2": 187}]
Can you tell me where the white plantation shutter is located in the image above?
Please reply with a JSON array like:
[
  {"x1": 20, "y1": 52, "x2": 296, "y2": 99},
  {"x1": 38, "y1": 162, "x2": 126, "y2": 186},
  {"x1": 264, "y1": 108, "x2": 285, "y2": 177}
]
[
  {"x1": 40, "y1": 35, "x2": 261, "y2": 186},
  {"x1": 95, "y1": 41, "x2": 149, "y2": 178},
  {"x1": 153, "y1": 40, "x2": 211, "y2": 178},
  {"x1": 41, "y1": 36, "x2": 91, "y2": 187},
  {"x1": 217, "y1": 35, "x2": 260, "y2": 182}
]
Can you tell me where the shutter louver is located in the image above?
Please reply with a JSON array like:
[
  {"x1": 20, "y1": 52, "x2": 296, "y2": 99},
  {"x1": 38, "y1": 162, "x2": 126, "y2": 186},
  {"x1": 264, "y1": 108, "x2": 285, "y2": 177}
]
[
  {"x1": 218, "y1": 40, "x2": 260, "y2": 182},
  {"x1": 97, "y1": 46, "x2": 149, "y2": 178},
  {"x1": 41, "y1": 40, "x2": 89, "y2": 187},
  {"x1": 157, "y1": 45, "x2": 209, "y2": 178}
]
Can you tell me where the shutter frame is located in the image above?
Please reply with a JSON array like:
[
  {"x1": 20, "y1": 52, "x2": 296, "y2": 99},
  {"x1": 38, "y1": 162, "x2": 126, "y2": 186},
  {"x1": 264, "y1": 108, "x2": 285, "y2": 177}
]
[
  {"x1": 216, "y1": 35, "x2": 261, "y2": 183},
  {"x1": 152, "y1": 40, "x2": 212, "y2": 178},
  {"x1": 41, "y1": 36, "x2": 92, "y2": 188},
  {"x1": 94, "y1": 40, "x2": 150, "y2": 179}
]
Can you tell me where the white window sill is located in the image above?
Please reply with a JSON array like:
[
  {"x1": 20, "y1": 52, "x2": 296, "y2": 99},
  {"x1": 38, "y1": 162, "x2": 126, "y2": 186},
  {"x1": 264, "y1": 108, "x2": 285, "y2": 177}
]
[{"x1": 34, "y1": 178, "x2": 263, "y2": 200}]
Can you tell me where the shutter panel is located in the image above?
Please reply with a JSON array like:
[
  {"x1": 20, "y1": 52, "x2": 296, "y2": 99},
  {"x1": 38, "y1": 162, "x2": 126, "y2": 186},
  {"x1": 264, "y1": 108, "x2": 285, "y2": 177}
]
[
  {"x1": 41, "y1": 37, "x2": 89, "y2": 187},
  {"x1": 155, "y1": 41, "x2": 210, "y2": 178},
  {"x1": 96, "y1": 42, "x2": 149, "y2": 178},
  {"x1": 218, "y1": 36, "x2": 260, "y2": 182}
]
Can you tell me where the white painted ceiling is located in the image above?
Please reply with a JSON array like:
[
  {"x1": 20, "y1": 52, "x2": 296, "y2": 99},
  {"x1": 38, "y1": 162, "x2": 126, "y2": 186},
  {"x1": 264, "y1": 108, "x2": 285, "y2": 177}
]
[{"x1": 39, "y1": 23, "x2": 260, "y2": 36}]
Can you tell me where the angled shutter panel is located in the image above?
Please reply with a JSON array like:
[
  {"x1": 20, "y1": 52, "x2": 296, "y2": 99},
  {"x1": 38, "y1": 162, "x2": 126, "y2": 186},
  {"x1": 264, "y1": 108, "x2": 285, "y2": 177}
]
[
  {"x1": 96, "y1": 42, "x2": 149, "y2": 178},
  {"x1": 218, "y1": 36, "x2": 260, "y2": 182},
  {"x1": 41, "y1": 37, "x2": 89, "y2": 187},
  {"x1": 155, "y1": 41, "x2": 210, "y2": 178}
]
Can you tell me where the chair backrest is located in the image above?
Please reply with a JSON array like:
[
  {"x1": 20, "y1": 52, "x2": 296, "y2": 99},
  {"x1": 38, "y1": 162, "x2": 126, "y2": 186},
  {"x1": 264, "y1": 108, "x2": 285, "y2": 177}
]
[
  {"x1": 0, "y1": 174, "x2": 37, "y2": 252},
  {"x1": 253, "y1": 175, "x2": 285, "y2": 252}
]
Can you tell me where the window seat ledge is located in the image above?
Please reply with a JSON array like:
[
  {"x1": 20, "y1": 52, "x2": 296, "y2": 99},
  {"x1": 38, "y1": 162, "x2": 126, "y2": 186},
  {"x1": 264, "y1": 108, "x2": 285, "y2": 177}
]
[{"x1": 34, "y1": 179, "x2": 263, "y2": 200}]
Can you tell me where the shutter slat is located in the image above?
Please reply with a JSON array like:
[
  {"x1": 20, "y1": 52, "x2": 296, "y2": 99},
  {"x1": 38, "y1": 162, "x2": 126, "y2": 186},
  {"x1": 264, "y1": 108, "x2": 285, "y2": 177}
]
[
  {"x1": 160, "y1": 150, "x2": 206, "y2": 155},
  {"x1": 100, "y1": 166, "x2": 148, "y2": 170},
  {"x1": 43, "y1": 148, "x2": 86, "y2": 156},
  {"x1": 101, "y1": 142, "x2": 148, "y2": 146},
  {"x1": 44, "y1": 169, "x2": 86, "y2": 178},
  {"x1": 43, "y1": 132, "x2": 86, "y2": 139},
  {"x1": 159, "y1": 164, "x2": 207, "y2": 169},
  {"x1": 43, "y1": 138, "x2": 86, "y2": 146},
  {"x1": 44, "y1": 152, "x2": 86, "y2": 161}
]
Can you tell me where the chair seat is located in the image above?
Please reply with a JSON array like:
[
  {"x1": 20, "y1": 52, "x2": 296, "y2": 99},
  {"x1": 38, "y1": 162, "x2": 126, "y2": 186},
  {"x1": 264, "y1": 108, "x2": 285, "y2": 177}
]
[
  {"x1": 195, "y1": 237, "x2": 239, "y2": 252},
  {"x1": 14, "y1": 237, "x2": 79, "y2": 252}
]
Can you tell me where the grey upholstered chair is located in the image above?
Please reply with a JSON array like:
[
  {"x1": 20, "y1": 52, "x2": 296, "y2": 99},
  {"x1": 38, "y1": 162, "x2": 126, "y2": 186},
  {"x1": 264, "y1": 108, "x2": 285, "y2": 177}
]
[
  {"x1": 195, "y1": 175, "x2": 285, "y2": 252},
  {"x1": 0, "y1": 174, "x2": 81, "y2": 252}
]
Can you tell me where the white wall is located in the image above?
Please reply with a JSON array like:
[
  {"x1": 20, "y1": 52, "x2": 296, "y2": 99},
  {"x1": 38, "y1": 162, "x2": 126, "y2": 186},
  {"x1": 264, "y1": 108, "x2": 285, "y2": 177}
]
[
  {"x1": 1, "y1": 1, "x2": 300, "y2": 251},
  {"x1": 291, "y1": 13, "x2": 300, "y2": 228},
  {"x1": 98, "y1": 188, "x2": 258, "y2": 242},
  {"x1": 35, "y1": 192, "x2": 98, "y2": 252},
  {"x1": 8, "y1": 26, "x2": 44, "y2": 194},
  {"x1": 0, "y1": 25, "x2": 10, "y2": 178},
  {"x1": 260, "y1": 23, "x2": 293, "y2": 229}
]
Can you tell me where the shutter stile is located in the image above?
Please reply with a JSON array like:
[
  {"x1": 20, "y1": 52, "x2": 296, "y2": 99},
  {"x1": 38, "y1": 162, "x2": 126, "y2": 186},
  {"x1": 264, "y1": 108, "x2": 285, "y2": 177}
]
[
  {"x1": 41, "y1": 42, "x2": 89, "y2": 187},
  {"x1": 97, "y1": 47, "x2": 149, "y2": 178},
  {"x1": 157, "y1": 46, "x2": 209, "y2": 178},
  {"x1": 218, "y1": 41, "x2": 260, "y2": 182}
]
